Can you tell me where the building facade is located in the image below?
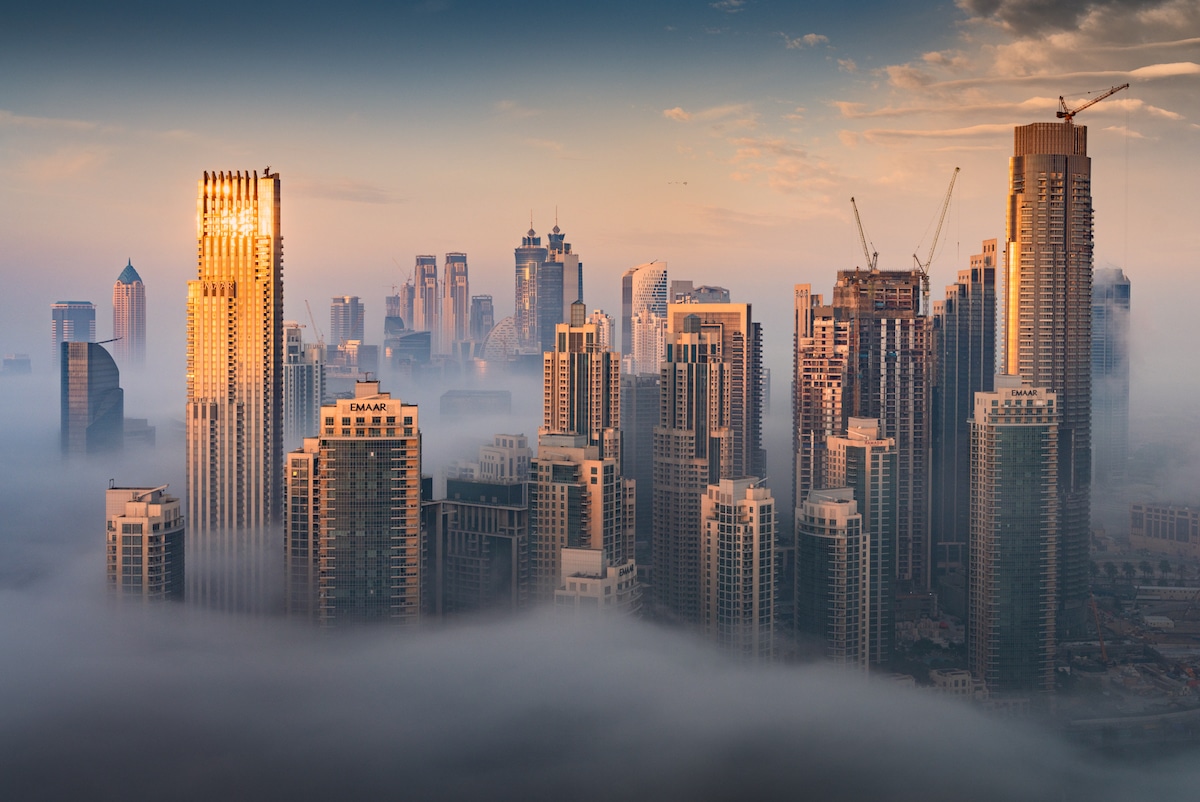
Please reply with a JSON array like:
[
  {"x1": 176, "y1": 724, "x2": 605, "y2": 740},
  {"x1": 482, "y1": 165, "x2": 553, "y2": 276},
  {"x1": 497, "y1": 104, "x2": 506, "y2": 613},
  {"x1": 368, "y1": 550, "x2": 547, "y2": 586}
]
[
  {"x1": 621, "y1": 262, "x2": 668, "y2": 357},
  {"x1": 283, "y1": 321, "x2": 324, "y2": 450},
  {"x1": 620, "y1": 373, "x2": 659, "y2": 561},
  {"x1": 541, "y1": 302, "x2": 621, "y2": 463},
  {"x1": 442, "y1": 252, "x2": 470, "y2": 351},
  {"x1": 1092, "y1": 267, "x2": 1131, "y2": 508},
  {"x1": 469, "y1": 294, "x2": 494, "y2": 342},
  {"x1": 112, "y1": 260, "x2": 146, "y2": 369},
  {"x1": 330, "y1": 295, "x2": 364, "y2": 346},
  {"x1": 185, "y1": 169, "x2": 283, "y2": 610},
  {"x1": 51, "y1": 301, "x2": 96, "y2": 364},
  {"x1": 795, "y1": 488, "x2": 865, "y2": 666},
  {"x1": 968, "y1": 376, "x2": 1058, "y2": 695},
  {"x1": 61, "y1": 341, "x2": 124, "y2": 455},
  {"x1": 106, "y1": 486, "x2": 184, "y2": 601},
  {"x1": 413, "y1": 255, "x2": 440, "y2": 354}
]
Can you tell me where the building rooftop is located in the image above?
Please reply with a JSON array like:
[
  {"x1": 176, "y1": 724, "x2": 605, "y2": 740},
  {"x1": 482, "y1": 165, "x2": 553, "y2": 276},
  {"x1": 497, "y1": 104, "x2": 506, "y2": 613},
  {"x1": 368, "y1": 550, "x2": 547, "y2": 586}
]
[{"x1": 116, "y1": 260, "x2": 142, "y2": 285}]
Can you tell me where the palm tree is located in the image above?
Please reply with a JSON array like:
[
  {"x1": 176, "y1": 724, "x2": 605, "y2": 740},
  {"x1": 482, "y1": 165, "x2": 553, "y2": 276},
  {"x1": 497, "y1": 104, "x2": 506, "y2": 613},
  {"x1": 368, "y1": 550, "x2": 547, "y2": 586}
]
[
  {"x1": 1140, "y1": 560, "x2": 1155, "y2": 582},
  {"x1": 1122, "y1": 562, "x2": 1137, "y2": 584},
  {"x1": 1160, "y1": 559, "x2": 1174, "y2": 584},
  {"x1": 1104, "y1": 562, "x2": 1119, "y2": 585}
]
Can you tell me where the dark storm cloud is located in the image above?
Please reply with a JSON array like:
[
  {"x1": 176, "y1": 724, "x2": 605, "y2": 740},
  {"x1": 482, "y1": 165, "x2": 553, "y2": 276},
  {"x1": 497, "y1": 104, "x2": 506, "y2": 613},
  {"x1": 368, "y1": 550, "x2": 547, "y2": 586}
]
[{"x1": 957, "y1": 0, "x2": 1177, "y2": 35}]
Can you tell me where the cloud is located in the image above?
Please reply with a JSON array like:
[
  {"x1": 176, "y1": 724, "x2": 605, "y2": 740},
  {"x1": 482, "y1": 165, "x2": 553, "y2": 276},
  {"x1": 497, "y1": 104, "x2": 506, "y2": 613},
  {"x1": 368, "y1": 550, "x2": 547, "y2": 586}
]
[
  {"x1": 956, "y1": 0, "x2": 1191, "y2": 36},
  {"x1": 780, "y1": 33, "x2": 829, "y2": 49},
  {"x1": 661, "y1": 104, "x2": 758, "y2": 129},
  {"x1": 1102, "y1": 124, "x2": 1149, "y2": 137},
  {"x1": 863, "y1": 123, "x2": 1016, "y2": 144},
  {"x1": 833, "y1": 96, "x2": 1059, "y2": 119},
  {"x1": 290, "y1": 177, "x2": 404, "y2": 205},
  {"x1": 885, "y1": 64, "x2": 936, "y2": 89},
  {"x1": 726, "y1": 135, "x2": 838, "y2": 193},
  {"x1": 663, "y1": 107, "x2": 692, "y2": 122},
  {"x1": 493, "y1": 99, "x2": 541, "y2": 119},
  {"x1": 710, "y1": 0, "x2": 747, "y2": 12},
  {"x1": 524, "y1": 138, "x2": 565, "y2": 152},
  {"x1": 838, "y1": 58, "x2": 858, "y2": 73},
  {"x1": 0, "y1": 109, "x2": 102, "y2": 132}
]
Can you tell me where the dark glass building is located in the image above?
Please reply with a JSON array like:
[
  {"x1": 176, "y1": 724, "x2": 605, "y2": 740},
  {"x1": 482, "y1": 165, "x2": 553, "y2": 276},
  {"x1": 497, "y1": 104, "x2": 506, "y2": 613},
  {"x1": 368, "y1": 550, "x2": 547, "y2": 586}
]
[{"x1": 61, "y1": 341, "x2": 124, "y2": 455}]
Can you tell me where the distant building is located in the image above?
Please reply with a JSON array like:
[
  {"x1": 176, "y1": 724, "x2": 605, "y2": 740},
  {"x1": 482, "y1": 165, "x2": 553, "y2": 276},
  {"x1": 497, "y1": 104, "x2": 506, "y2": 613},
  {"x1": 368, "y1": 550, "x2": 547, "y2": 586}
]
[
  {"x1": 620, "y1": 373, "x2": 659, "y2": 561},
  {"x1": 112, "y1": 260, "x2": 146, "y2": 369},
  {"x1": 442, "y1": 253, "x2": 470, "y2": 351},
  {"x1": 541, "y1": 302, "x2": 621, "y2": 462},
  {"x1": 51, "y1": 301, "x2": 96, "y2": 363},
  {"x1": 700, "y1": 478, "x2": 775, "y2": 660},
  {"x1": 283, "y1": 321, "x2": 325, "y2": 449},
  {"x1": 1092, "y1": 267, "x2": 1131, "y2": 513},
  {"x1": 968, "y1": 376, "x2": 1058, "y2": 696},
  {"x1": 671, "y1": 281, "x2": 730, "y2": 304},
  {"x1": 621, "y1": 262, "x2": 668, "y2": 356},
  {"x1": 413, "y1": 255, "x2": 440, "y2": 353},
  {"x1": 106, "y1": 485, "x2": 184, "y2": 601},
  {"x1": 469, "y1": 295, "x2": 495, "y2": 342},
  {"x1": 629, "y1": 309, "x2": 667, "y2": 377},
  {"x1": 587, "y1": 309, "x2": 614, "y2": 351},
  {"x1": 514, "y1": 222, "x2": 584, "y2": 353},
  {"x1": 2, "y1": 354, "x2": 32, "y2": 375},
  {"x1": 330, "y1": 295, "x2": 364, "y2": 346},
  {"x1": 1129, "y1": 503, "x2": 1200, "y2": 559},
  {"x1": 61, "y1": 341, "x2": 123, "y2": 455}
]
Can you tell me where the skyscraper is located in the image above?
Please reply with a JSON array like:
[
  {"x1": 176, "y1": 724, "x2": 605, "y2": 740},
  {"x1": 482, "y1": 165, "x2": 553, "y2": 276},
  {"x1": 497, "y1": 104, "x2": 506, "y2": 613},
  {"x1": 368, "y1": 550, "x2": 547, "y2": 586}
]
[
  {"x1": 413, "y1": 255, "x2": 440, "y2": 353},
  {"x1": 112, "y1": 260, "x2": 146, "y2": 369},
  {"x1": 968, "y1": 377, "x2": 1058, "y2": 695},
  {"x1": 541, "y1": 302, "x2": 621, "y2": 463},
  {"x1": 700, "y1": 477, "x2": 775, "y2": 660},
  {"x1": 330, "y1": 295, "x2": 364, "y2": 346},
  {"x1": 620, "y1": 372, "x2": 659, "y2": 559},
  {"x1": 586, "y1": 309, "x2": 614, "y2": 351},
  {"x1": 1092, "y1": 267, "x2": 1131, "y2": 496},
  {"x1": 51, "y1": 301, "x2": 95, "y2": 363},
  {"x1": 547, "y1": 223, "x2": 583, "y2": 323},
  {"x1": 930, "y1": 241, "x2": 997, "y2": 599},
  {"x1": 621, "y1": 262, "x2": 667, "y2": 357},
  {"x1": 514, "y1": 222, "x2": 584, "y2": 354},
  {"x1": 283, "y1": 321, "x2": 324, "y2": 450},
  {"x1": 442, "y1": 252, "x2": 470, "y2": 350},
  {"x1": 469, "y1": 295, "x2": 495, "y2": 342},
  {"x1": 1002, "y1": 121, "x2": 1093, "y2": 635},
  {"x1": 186, "y1": 169, "x2": 283, "y2": 609},
  {"x1": 61, "y1": 341, "x2": 123, "y2": 455},
  {"x1": 286, "y1": 381, "x2": 422, "y2": 625},
  {"x1": 795, "y1": 487, "x2": 865, "y2": 666},
  {"x1": 106, "y1": 486, "x2": 184, "y2": 601}
]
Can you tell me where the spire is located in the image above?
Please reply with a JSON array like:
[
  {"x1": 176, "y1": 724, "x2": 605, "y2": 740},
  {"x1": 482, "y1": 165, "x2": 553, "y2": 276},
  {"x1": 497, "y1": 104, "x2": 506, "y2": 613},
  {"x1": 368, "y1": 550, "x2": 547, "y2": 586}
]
[{"x1": 116, "y1": 259, "x2": 142, "y2": 285}]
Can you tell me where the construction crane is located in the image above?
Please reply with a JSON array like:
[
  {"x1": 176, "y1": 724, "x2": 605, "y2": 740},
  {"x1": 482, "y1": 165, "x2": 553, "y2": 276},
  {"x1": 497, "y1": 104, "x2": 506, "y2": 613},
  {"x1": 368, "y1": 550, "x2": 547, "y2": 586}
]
[
  {"x1": 1057, "y1": 83, "x2": 1129, "y2": 122},
  {"x1": 912, "y1": 166, "x2": 960, "y2": 316},
  {"x1": 850, "y1": 196, "x2": 878, "y2": 271},
  {"x1": 304, "y1": 299, "x2": 325, "y2": 347}
]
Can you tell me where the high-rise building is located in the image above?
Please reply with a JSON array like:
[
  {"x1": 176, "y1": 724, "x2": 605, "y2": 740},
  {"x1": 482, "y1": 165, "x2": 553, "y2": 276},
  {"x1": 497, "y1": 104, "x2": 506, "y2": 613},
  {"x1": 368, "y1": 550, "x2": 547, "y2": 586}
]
[
  {"x1": 620, "y1": 373, "x2": 659, "y2": 560},
  {"x1": 671, "y1": 282, "x2": 731, "y2": 304},
  {"x1": 284, "y1": 438, "x2": 319, "y2": 620},
  {"x1": 1001, "y1": 121, "x2": 1094, "y2": 635},
  {"x1": 469, "y1": 295, "x2": 494, "y2": 342},
  {"x1": 629, "y1": 309, "x2": 668, "y2": 377},
  {"x1": 106, "y1": 486, "x2": 184, "y2": 601},
  {"x1": 398, "y1": 280, "x2": 416, "y2": 330},
  {"x1": 442, "y1": 252, "x2": 470, "y2": 350},
  {"x1": 653, "y1": 313, "x2": 734, "y2": 624},
  {"x1": 413, "y1": 255, "x2": 440, "y2": 353},
  {"x1": 283, "y1": 321, "x2": 324, "y2": 450},
  {"x1": 968, "y1": 376, "x2": 1058, "y2": 695},
  {"x1": 541, "y1": 302, "x2": 621, "y2": 463},
  {"x1": 586, "y1": 309, "x2": 614, "y2": 351},
  {"x1": 621, "y1": 262, "x2": 668, "y2": 356},
  {"x1": 547, "y1": 223, "x2": 583, "y2": 323},
  {"x1": 51, "y1": 301, "x2": 95, "y2": 363},
  {"x1": 795, "y1": 487, "x2": 865, "y2": 666},
  {"x1": 1092, "y1": 267, "x2": 1131, "y2": 494},
  {"x1": 112, "y1": 260, "x2": 146, "y2": 369},
  {"x1": 285, "y1": 381, "x2": 422, "y2": 625},
  {"x1": 825, "y1": 419, "x2": 897, "y2": 668},
  {"x1": 330, "y1": 296, "x2": 364, "y2": 346},
  {"x1": 700, "y1": 477, "x2": 775, "y2": 660},
  {"x1": 186, "y1": 169, "x2": 283, "y2": 610},
  {"x1": 514, "y1": 228, "x2": 548, "y2": 352},
  {"x1": 61, "y1": 341, "x2": 123, "y2": 455},
  {"x1": 930, "y1": 241, "x2": 997, "y2": 596},
  {"x1": 514, "y1": 222, "x2": 584, "y2": 354}
]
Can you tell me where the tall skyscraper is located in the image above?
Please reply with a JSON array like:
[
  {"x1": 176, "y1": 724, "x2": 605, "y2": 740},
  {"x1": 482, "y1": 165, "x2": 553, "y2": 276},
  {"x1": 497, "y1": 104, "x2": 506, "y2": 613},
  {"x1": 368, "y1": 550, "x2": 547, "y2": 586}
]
[
  {"x1": 283, "y1": 321, "x2": 324, "y2": 450},
  {"x1": 541, "y1": 302, "x2": 621, "y2": 463},
  {"x1": 330, "y1": 295, "x2": 364, "y2": 346},
  {"x1": 795, "y1": 487, "x2": 865, "y2": 666},
  {"x1": 442, "y1": 252, "x2": 470, "y2": 350},
  {"x1": 700, "y1": 477, "x2": 775, "y2": 660},
  {"x1": 1092, "y1": 267, "x2": 1131, "y2": 494},
  {"x1": 514, "y1": 221, "x2": 584, "y2": 354},
  {"x1": 968, "y1": 377, "x2": 1058, "y2": 695},
  {"x1": 1002, "y1": 121, "x2": 1093, "y2": 635},
  {"x1": 106, "y1": 486, "x2": 184, "y2": 601},
  {"x1": 285, "y1": 381, "x2": 422, "y2": 625},
  {"x1": 653, "y1": 313, "x2": 735, "y2": 624},
  {"x1": 629, "y1": 309, "x2": 667, "y2": 377},
  {"x1": 620, "y1": 372, "x2": 659, "y2": 559},
  {"x1": 621, "y1": 262, "x2": 668, "y2": 356},
  {"x1": 469, "y1": 295, "x2": 495, "y2": 341},
  {"x1": 586, "y1": 309, "x2": 614, "y2": 351},
  {"x1": 547, "y1": 223, "x2": 583, "y2": 323},
  {"x1": 61, "y1": 341, "x2": 123, "y2": 455},
  {"x1": 413, "y1": 255, "x2": 440, "y2": 353},
  {"x1": 514, "y1": 227, "x2": 548, "y2": 352},
  {"x1": 186, "y1": 169, "x2": 283, "y2": 610},
  {"x1": 51, "y1": 301, "x2": 95, "y2": 363},
  {"x1": 930, "y1": 241, "x2": 997, "y2": 598},
  {"x1": 112, "y1": 260, "x2": 146, "y2": 369}
]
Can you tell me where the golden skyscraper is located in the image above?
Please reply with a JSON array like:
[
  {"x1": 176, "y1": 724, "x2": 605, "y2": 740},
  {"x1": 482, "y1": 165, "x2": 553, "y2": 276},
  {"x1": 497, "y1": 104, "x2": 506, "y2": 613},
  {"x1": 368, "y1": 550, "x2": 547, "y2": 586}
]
[{"x1": 186, "y1": 169, "x2": 283, "y2": 611}]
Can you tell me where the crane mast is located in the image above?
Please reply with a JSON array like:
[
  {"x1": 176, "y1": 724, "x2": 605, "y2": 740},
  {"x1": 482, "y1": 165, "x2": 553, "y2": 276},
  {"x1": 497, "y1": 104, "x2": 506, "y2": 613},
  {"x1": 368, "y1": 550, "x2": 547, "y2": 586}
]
[
  {"x1": 304, "y1": 299, "x2": 326, "y2": 348},
  {"x1": 850, "y1": 196, "x2": 878, "y2": 271},
  {"x1": 1057, "y1": 83, "x2": 1129, "y2": 122},
  {"x1": 912, "y1": 166, "x2": 960, "y2": 316}
]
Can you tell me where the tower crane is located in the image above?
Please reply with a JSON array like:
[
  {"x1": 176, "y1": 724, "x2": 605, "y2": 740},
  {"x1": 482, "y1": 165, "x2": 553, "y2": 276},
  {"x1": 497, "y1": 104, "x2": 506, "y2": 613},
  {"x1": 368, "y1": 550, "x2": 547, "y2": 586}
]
[
  {"x1": 850, "y1": 196, "x2": 878, "y2": 271},
  {"x1": 912, "y1": 166, "x2": 960, "y2": 316},
  {"x1": 1057, "y1": 83, "x2": 1129, "y2": 122},
  {"x1": 304, "y1": 299, "x2": 326, "y2": 348}
]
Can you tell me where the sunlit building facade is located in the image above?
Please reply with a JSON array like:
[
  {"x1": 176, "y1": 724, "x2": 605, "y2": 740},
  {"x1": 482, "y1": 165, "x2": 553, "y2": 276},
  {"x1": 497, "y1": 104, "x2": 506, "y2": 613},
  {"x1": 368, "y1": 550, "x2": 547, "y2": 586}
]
[
  {"x1": 621, "y1": 262, "x2": 668, "y2": 357},
  {"x1": 112, "y1": 260, "x2": 146, "y2": 369},
  {"x1": 413, "y1": 255, "x2": 440, "y2": 354},
  {"x1": 106, "y1": 485, "x2": 184, "y2": 602}
]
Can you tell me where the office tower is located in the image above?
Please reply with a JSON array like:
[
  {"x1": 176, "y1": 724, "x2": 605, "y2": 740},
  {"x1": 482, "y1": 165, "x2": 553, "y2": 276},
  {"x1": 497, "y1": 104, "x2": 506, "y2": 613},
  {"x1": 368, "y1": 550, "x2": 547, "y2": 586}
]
[
  {"x1": 621, "y1": 262, "x2": 668, "y2": 356},
  {"x1": 514, "y1": 221, "x2": 584, "y2": 354},
  {"x1": 283, "y1": 321, "x2": 324, "y2": 450},
  {"x1": 930, "y1": 241, "x2": 997, "y2": 594},
  {"x1": 533, "y1": 433, "x2": 635, "y2": 603},
  {"x1": 285, "y1": 439, "x2": 319, "y2": 619},
  {"x1": 106, "y1": 486, "x2": 185, "y2": 601},
  {"x1": 51, "y1": 301, "x2": 95, "y2": 362},
  {"x1": 1092, "y1": 268, "x2": 1130, "y2": 493},
  {"x1": 186, "y1": 169, "x2": 283, "y2": 611},
  {"x1": 541, "y1": 302, "x2": 621, "y2": 463},
  {"x1": 514, "y1": 227, "x2": 548, "y2": 351},
  {"x1": 469, "y1": 295, "x2": 494, "y2": 341},
  {"x1": 700, "y1": 477, "x2": 775, "y2": 660},
  {"x1": 620, "y1": 373, "x2": 659, "y2": 559},
  {"x1": 629, "y1": 309, "x2": 667, "y2": 377},
  {"x1": 671, "y1": 281, "x2": 731, "y2": 304},
  {"x1": 384, "y1": 293, "x2": 406, "y2": 340},
  {"x1": 330, "y1": 296, "x2": 364, "y2": 346},
  {"x1": 286, "y1": 380, "x2": 422, "y2": 625},
  {"x1": 398, "y1": 280, "x2": 416, "y2": 329},
  {"x1": 112, "y1": 260, "x2": 146, "y2": 369},
  {"x1": 442, "y1": 252, "x2": 470, "y2": 349},
  {"x1": 824, "y1": 419, "x2": 897, "y2": 668},
  {"x1": 547, "y1": 223, "x2": 583, "y2": 322},
  {"x1": 795, "y1": 488, "x2": 865, "y2": 666},
  {"x1": 413, "y1": 255, "x2": 440, "y2": 353},
  {"x1": 1001, "y1": 121, "x2": 1093, "y2": 635},
  {"x1": 61, "y1": 341, "x2": 123, "y2": 455},
  {"x1": 968, "y1": 377, "x2": 1058, "y2": 695},
  {"x1": 586, "y1": 309, "x2": 614, "y2": 351},
  {"x1": 653, "y1": 313, "x2": 735, "y2": 624}
]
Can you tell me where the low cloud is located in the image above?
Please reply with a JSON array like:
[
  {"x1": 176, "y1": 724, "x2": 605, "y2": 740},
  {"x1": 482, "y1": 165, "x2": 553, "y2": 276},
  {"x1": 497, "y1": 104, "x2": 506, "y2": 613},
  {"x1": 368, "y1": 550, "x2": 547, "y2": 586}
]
[
  {"x1": 710, "y1": 0, "x2": 747, "y2": 12},
  {"x1": 863, "y1": 123, "x2": 1015, "y2": 144},
  {"x1": 493, "y1": 99, "x2": 542, "y2": 119},
  {"x1": 781, "y1": 33, "x2": 829, "y2": 49}
]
